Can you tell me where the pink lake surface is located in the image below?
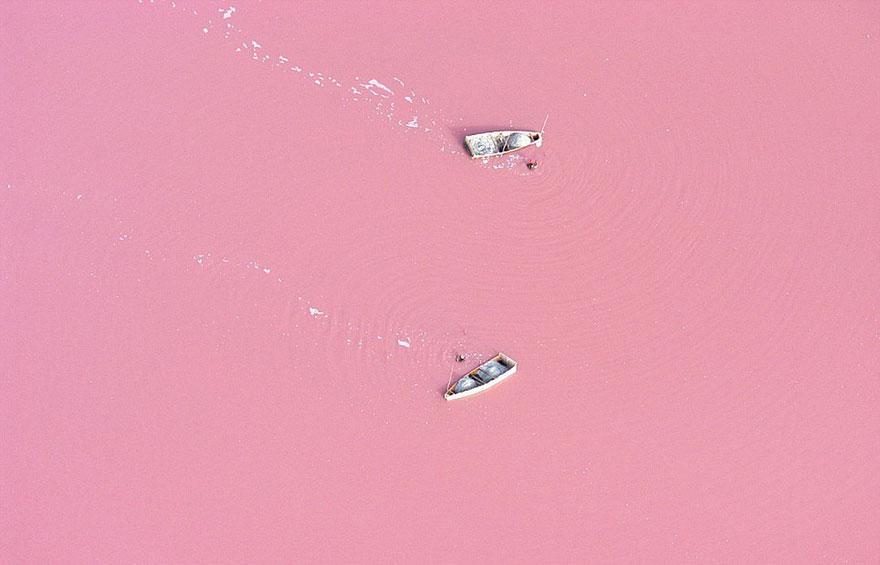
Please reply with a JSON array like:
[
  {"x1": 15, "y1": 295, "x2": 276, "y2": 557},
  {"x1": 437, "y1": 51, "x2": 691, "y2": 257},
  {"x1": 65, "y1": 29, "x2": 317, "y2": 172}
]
[{"x1": 2, "y1": 1, "x2": 879, "y2": 562}]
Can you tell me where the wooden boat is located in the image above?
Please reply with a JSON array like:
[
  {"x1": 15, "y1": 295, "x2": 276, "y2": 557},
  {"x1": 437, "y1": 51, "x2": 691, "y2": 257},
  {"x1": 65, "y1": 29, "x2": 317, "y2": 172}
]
[
  {"x1": 445, "y1": 353, "x2": 518, "y2": 400},
  {"x1": 464, "y1": 130, "x2": 543, "y2": 159}
]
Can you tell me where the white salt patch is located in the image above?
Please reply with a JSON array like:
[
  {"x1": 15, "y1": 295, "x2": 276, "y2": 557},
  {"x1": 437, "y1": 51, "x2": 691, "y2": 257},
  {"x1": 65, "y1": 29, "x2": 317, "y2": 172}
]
[
  {"x1": 492, "y1": 156, "x2": 520, "y2": 170},
  {"x1": 397, "y1": 338, "x2": 411, "y2": 348},
  {"x1": 366, "y1": 79, "x2": 393, "y2": 95}
]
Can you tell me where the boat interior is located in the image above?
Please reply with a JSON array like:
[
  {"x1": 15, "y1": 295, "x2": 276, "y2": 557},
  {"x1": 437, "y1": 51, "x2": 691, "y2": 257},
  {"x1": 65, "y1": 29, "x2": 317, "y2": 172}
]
[
  {"x1": 469, "y1": 359, "x2": 510, "y2": 384},
  {"x1": 466, "y1": 131, "x2": 541, "y2": 156},
  {"x1": 450, "y1": 356, "x2": 515, "y2": 394}
]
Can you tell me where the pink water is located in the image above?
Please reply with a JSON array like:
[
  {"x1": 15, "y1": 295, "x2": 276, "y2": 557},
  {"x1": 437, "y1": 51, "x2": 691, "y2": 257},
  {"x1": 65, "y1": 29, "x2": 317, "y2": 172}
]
[{"x1": 2, "y1": 1, "x2": 879, "y2": 562}]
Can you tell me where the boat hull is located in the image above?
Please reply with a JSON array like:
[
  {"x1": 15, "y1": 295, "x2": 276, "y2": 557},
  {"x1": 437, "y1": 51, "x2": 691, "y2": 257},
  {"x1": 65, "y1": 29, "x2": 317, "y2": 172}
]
[
  {"x1": 464, "y1": 131, "x2": 542, "y2": 159},
  {"x1": 445, "y1": 353, "x2": 518, "y2": 400}
]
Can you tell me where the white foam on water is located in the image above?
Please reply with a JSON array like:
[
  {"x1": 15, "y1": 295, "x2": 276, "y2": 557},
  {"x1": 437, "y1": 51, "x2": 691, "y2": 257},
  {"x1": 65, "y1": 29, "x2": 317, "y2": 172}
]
[
  {"x1": 366, "y1": 79, "x2": 394, "y2": 95},
  {"x1": 143, "y1": 2, "x2": 462, "y2": 156}
]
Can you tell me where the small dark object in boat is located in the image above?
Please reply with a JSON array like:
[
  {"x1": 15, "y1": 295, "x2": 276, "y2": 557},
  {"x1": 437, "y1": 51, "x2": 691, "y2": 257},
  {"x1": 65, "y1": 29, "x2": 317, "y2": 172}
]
[
  {"x1": 455, "y1": 354, "x2": 466, "y2": 362},
  {"x1": 526, "y1": 161, "x2": 538, "y2": 170}
]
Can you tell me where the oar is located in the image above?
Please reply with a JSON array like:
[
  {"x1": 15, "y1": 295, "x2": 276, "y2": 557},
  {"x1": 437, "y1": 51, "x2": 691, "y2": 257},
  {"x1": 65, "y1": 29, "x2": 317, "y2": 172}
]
[{"x1": 445, "y1": 356, "x2": 456, "y2": 393}]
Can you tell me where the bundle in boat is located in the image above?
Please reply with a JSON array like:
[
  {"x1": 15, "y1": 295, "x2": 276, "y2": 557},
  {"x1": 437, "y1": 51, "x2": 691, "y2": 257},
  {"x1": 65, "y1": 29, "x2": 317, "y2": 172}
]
[
  {"x1": 464, "y1": 130, "x2": 542, "y2": 159},
  {"x1": 445, "y1": 353, "x2": 518, "y2": 400}
]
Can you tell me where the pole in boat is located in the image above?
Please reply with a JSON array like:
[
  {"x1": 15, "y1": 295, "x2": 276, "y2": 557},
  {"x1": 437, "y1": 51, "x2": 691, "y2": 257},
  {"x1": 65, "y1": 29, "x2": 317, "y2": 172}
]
[
  {"x1": 445, "y1": 357, "x2": 456, "y2": 394},
  {"x1": 507, "y1": 114, "x2": 548, "y2": 153}
]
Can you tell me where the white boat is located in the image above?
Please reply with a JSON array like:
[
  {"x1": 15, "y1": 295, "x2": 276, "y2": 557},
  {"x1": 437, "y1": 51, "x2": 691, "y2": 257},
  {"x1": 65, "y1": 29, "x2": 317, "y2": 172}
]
[
  {"x1": 445, "y1": 353, "x2": 518, "y2": 400},
  {"x1": 464, "y1": 130, "x2": 543, "y2": 159}
]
